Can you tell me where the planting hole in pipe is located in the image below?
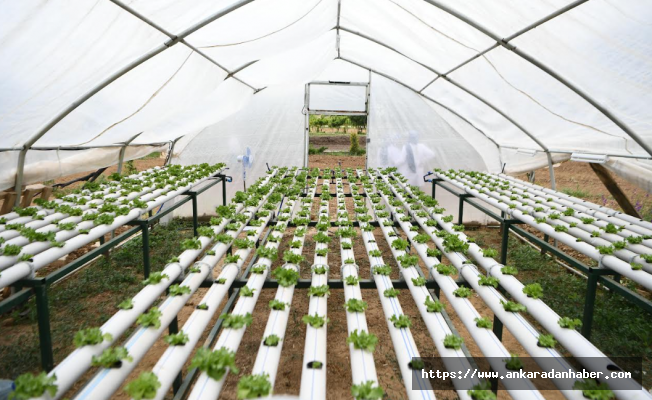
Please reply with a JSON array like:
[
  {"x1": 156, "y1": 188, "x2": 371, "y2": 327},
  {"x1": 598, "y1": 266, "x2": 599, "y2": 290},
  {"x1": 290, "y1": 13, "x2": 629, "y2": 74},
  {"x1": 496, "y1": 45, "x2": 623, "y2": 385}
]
[{"x1": 307, "y1": 361, "x2": 323, "y2": 369}]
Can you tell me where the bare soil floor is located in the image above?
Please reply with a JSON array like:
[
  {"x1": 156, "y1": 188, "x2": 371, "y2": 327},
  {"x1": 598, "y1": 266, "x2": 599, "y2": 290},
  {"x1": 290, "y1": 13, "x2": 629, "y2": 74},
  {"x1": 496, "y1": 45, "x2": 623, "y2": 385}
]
[{"x1": 1, "y1": 154, "x2": 650, "y2": 400}]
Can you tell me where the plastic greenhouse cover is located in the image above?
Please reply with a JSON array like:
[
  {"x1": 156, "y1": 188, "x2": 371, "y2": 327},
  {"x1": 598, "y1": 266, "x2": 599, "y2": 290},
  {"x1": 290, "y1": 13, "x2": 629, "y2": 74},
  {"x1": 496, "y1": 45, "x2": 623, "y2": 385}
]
[{"x1": 0, "y1": 0, "x2": 651, "y2": 196}]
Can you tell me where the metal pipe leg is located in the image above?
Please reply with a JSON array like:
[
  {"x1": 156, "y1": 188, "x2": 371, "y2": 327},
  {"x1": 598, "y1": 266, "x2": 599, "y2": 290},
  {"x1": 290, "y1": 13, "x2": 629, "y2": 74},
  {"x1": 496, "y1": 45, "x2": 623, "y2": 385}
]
[
  {"x1": 581, "y1": 271, "x2": 599, "y2": 339},
  {"x1": 35, "y1": 285, "x2": 54, "y2": 372}
]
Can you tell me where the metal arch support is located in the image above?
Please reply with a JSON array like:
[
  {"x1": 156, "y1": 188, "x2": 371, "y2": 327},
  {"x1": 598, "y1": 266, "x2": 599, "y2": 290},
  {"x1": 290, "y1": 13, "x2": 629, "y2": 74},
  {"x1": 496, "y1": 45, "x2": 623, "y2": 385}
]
[
  {"x1": 109, "y1": 0, "x2": 259, "y2": 92},
  {"x1": 117, "y1": 132, "x2": 143, "y2": 174},
  {"x1": 420, "y1": 0, "x2": 590, "y2": 92},
  {"x1": 336, "y1": 0, "x2": 342, "y2": 58},
  {"x1": 339, "y1": 57, "x2": 508, "y2": 165},
  {"x1": 12, "y1": 0, "x2": 257, "y2": 202},
  {"x1": 418, "y1": 0, "x2": 652, "y2": 158},
  {"x1": 338, "y1": 29, "x2": 550, "y2": 153}
]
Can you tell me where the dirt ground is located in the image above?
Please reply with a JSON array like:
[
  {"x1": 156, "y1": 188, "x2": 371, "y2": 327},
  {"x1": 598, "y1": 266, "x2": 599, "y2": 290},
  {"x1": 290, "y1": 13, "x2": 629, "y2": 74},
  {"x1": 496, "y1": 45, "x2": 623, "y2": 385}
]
[
  {"x1": 2, "y1": 154, "x2": 650, "y2": 400},
  {"x1": 310, "y1": 134, "x2": 366, "y2": 153}
]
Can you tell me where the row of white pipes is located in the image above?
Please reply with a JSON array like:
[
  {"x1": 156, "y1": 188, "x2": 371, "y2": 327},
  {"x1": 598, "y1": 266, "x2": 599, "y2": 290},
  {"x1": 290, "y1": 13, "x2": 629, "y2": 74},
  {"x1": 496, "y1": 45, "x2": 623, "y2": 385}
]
[
  {"x1": 447, "y1": 171, "x2": 652, "y2": 268},
  {"x1": 0, "y1": 168, "x2": 225, "y2": 289},
  {"x1": 434, "y1": 172, "x2": 652, "y2": 291},
  {"x1": 377, "y1": 172, "x2": 575, "y2": 400},
  {"x1": 388, "y1": 171, "x2": 650, "y2": 400},
  {"x1": 185, "y1": 170, "x2": 295, "y2": 400},
  {"x1": 338, "y1": 178, "x2": 380, "y2": 392},
  {"x1": 498, "y1": 172, "x2": 652, "y2": 232},
  {"x1": 299, "y1": 178, "x2": 331, "y2": 400},
  {"x1": 37, "y1": 168, "x2": 277, "y2": 400},
  {"x1": 0, "y1": 165, "x2": 215, "y2": 270},
  {"x1": 250, "y1": 174, "x2": 318, "y2": 390},
  {"x1": 359, "y1": 174, "x2": 436, "y2": 400}
]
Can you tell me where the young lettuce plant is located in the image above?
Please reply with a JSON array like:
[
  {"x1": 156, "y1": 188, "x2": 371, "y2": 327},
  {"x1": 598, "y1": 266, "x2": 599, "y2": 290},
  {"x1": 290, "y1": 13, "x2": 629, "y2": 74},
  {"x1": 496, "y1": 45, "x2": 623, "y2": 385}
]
[
  {"x1": 73, "y1": 327, "x2": 113, "y2": 347},
  {"x1": 303, "y1": 313, "x2": 329, "y2": 328},
  {"x1": 91, "y1": 346, "x2": 133, "y2": 368},
  {"x1": 124, "y1": 372, "x2": 161, "y2": 400},
  {"x1": 10, "y1": 372, "x2": 58, "y2": 399},
  {"x1": 190, "y1": 347, "x2": 238, "y2": 381},
  {"x1": 237, "y1": 373, "x2": 272, "y2": 399},
  {"x1": 351, "y1": 380, "x2": 384, "y2": 400},
  {"x1": 346, "y1": 330, "x2": 378, "y2": 352},
  {"x1": 344, "y1": 299, "x2": 368, "y2": 313}
]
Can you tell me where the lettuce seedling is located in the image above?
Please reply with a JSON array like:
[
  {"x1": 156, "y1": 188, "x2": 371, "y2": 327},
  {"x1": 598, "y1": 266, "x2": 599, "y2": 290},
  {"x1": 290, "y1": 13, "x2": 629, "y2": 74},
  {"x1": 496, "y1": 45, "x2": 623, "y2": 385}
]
[
  {"x1": 347, "y1": 330, "x2": 378, "y2": 352},
  {"x1": 303, "y1": 313, "x2": 329, "y2": 328},
  {"x1": 221, "y1": 313, "x2": 253, "y2": 329},
  {"x1": 237, "y1": 373, "x2": 271, "y2": 399},
  {"x1": 351, "y1": 381, "x2": 384, "y2": 400},
  {"x1": 190, "y1": 347, "x2": 238, "y2": 381},
  {"x1": 92, "y1": 346, "x2": 133, "y2": 368}
]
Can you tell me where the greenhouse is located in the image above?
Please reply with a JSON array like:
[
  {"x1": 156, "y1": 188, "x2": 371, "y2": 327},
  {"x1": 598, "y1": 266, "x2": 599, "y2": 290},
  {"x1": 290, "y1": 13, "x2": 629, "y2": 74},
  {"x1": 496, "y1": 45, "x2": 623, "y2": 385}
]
[{"x1": 1, "y1": 1, "x2": 652, "y2": 400}]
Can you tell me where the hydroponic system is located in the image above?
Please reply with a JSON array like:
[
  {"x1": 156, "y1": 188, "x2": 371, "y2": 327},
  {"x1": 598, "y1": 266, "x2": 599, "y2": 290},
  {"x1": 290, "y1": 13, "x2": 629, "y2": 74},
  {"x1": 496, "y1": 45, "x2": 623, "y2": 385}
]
[{"x1": 2, "y1": 164, "x2": 650, "y2": 400}]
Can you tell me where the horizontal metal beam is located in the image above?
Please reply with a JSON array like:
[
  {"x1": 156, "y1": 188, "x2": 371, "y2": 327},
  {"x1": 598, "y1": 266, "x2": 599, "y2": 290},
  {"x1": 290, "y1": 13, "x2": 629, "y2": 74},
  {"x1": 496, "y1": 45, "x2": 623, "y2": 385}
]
[
  {"x1": 309, "y1": 81, "x2": 369, "y2": 87},
  {"x1": 307, "y1": 110, "x2": 367, "y2": 116},
  {"x1": 109, "y1": 0, "x2": 258, "y2": 91}
]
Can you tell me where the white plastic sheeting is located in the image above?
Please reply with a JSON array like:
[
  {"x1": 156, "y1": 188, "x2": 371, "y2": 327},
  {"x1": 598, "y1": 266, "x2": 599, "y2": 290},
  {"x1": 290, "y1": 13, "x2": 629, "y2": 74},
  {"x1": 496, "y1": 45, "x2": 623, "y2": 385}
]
[{"x1": 1, "y1": 0, "x2": 652, "y2": 194}]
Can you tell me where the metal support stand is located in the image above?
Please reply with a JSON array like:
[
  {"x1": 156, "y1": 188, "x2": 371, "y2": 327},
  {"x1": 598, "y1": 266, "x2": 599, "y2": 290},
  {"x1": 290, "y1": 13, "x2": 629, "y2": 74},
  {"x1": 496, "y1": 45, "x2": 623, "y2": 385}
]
[
  {"x1": 188, "y1": 191, "x2": 199, "y2": 237},
  {"x1": 457, "y1": 193, "x2": 473, "y2": 225},
  {"x1": 581, "y1": 270, "x2": 599, "y2": 339},
  {"x1": 35, "y1": 283, "x2": 54, "y2": 372},
  {"x1": 169, "y1": 316, "x2": 183, "y2": 393},
  {"x1": 0, "y1": 173, "x2": 229, "y2": 372}
]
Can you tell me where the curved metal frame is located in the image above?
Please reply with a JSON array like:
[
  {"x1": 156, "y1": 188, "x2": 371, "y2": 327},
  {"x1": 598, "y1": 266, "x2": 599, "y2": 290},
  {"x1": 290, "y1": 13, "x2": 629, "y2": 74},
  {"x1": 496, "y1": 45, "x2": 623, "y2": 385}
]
[
  {"x1": 12, "y1": 0, "x2": 259, "y2": 204},
  {"x1": 418, "y1": 0, "x2": 652, "y2": 158}
]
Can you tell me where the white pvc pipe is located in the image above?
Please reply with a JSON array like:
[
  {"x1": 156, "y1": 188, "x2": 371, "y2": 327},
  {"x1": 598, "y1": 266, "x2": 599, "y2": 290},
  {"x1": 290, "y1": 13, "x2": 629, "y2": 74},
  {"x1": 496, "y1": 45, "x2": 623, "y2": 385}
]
[
  {"x1": 394, "y1": 174, "x2": 652, "y2": 400},
  {"x1": 436, "y1": 173, "x2": 652, "y2": 290},
  {"x1": 0, "y1": 172, "x2": 218, "y2": 289}
]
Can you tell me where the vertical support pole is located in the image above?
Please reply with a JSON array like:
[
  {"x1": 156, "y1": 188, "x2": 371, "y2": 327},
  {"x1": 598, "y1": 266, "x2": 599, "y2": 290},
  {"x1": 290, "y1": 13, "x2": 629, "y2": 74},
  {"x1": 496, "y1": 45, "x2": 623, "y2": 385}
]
[
  {"x1": 500, "y1": 221, "x2": 510, "y2": 265},
  {"x1": 141, "y1": 222, "x2": 151, "y2": 279},
  {"x1": 458, "y1": 196, "x2": 464, "y2": 225},
  {"x1": 431, "y1": 180, "x2": 436, "y2": 200},
  {"x1": 303, "y1": 83, "x2": 310, "y2": 168},
  {"x1": 541, "y1": 234, "x2": 550, "y2": 255},
  {"x1": 168, "y1": 316, "x2": 183, "y2": 393},
  {"x1": 13, "y1": 148, "x2": 28, "y2": 207},
  {"x1": 35, "y1": 284, "x2": 54, "y2": 372},
  {"x1": 581, "y1": 270, "x2": 599, "y2": 339},
  {"x1": 191, "y1": 192, "x2": 198, "y2": 237},
  {"x1": 365, "y1": 71, "x2": 371, "y2": 170},
  {"x1": 117, "y1": 145, "x2": 127, "y2": 174},
  {"x1": 546, "y1": 152, "x2": 556, "y2": 190},
  {"x1": 222, "y1": 177, "x2": 227, "y2": 206}
]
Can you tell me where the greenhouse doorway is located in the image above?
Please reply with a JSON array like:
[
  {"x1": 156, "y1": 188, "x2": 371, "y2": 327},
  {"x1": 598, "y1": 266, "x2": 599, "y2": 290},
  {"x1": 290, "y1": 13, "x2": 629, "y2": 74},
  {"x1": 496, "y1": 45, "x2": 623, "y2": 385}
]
[{"x1": 303, "y1": 81, "x2": 369, "y2": 169}]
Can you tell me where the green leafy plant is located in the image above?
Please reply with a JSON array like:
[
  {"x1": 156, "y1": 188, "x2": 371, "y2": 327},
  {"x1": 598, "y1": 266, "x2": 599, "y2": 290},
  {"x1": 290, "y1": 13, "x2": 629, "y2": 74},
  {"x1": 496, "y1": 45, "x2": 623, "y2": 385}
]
[
  {"x1": 412, "y1": 277, "x2": 427, "y2": 286},
  {"x1": 303, "y1": 313, "x2": 329, "y2": 328},
  {"x1": 468, "y1": 380, "x2": 496, "y2": 400},
  {"x1": 125, "y1": 372, "x2": 161, "y2": 400},
  {"x1": 555, "y1": 225, "x2": 569, "y2": 233},
  {"x1": 435, "y1": 264, "x2": 456, "y2": 276},
  {"x1": 347, "y1": 330, "x2": 378, "y2": 352},
  {"x1": 269, "y1": 299, "x2": 287, "y2": 311},
  {"x1": 482, "y1": 248, "x2": 498, "y2": 258},
  {"x1": 558, "y1": 317, "x2": 582, "y2": 330},
  {"x1": 283, "y1": 251, "x2": 305, "y2": 264},
  {"x1": 478, "y1": 275, "x2": 499, "y2": 288},
  {"x1": 169, "y1": 284, "x2": 191, "y2": 297},
  {"x1": 630, "y1": 262, "x2": 643, "y2": 271},
  {"x1": 538, "y1": 334, "x2": 557, "y2": 348},
  {"x1": 384, "y1": 288, "x2": 400, "y2": 298},
  {"x1": 424, "y1": 296, "x2": 444, "y2": 313},
  {"x1": 225, "y1": 254, "x2": 241, "y2": 264},
  {"x1": 74, "y1": 327, "x2": 112, "y2": 347},
  {"x1": 2, "y1": 244, "x2": 22, "y2": 257},
  {"x1": 501, "y1": 300, "x2": 526, "y2": 313},
  {"x1": 308, "y1": 285, "x2": 330, "y2": 297},
  {"x1": 221, "y1": 313, "x2": 253, "y2": 329},
  {"x1": 313, "y1": 232, "x2": 331, "y2": 243},
  {"x1": 197, "y1": 303, "x2": 209, "y2": 310},
  {"x1": 391, "y1": 239, "x2": 409, "y2": 250},
  {"x1": 389, "y1": 314, "x2": 411, "y2": 328},
  {"x1": 573, "y1": 379, "x2": 615, "y2": 400},
  {"x1": 256, "y1": 246, "x2": 278, "y2": 261},
  {"x1": 181, "y1": 238, "x2": 202, "y2": 250},
  {"x1": 443, "y1": 334, "x2": 464, "y2": 349},
  {"x1": 10, "y1": 372, "x2": 58, "y2": 399},
  {"x1": 345, "y1": 275, "x2": 360, "y2": 285},
  {"x1": 272, "y1": 267, "x2": 299, "y2": 287},
  {"x1": 351, "y1": 380, "x2": 384, "y2": 400},
  {"x1": 240, "y1": 286, "x2": 256, "y2": 297},
  {"x1": 453, "y1": 287, "x2": 473, "y2": 298},
  {"x1": 523, "y1": 283, "x2": 543, "y2": 299},
  {"x1": 91, "y1": 346, "x2": 133, "y2": 368},
  {"x1": 190, "y1": 347, "x2": 238, "y2": 381},
  {"x1": 501, "y1": 265, "x2": 518, "y2": 275},
  {"x1": 426, "y1": 248, "x2": 441, "y2": 258},
  {"x1": 138, "y1": 307, "x2": 162, "y2": 329},
  {"x1": 503, "y1": 354, "x2": 523, "y2": 371},
  {"x1": 475, "y1": 317, "x2": 492, "y2": 329},
  {"x1": 118, "y1": 298, "x2": 134, "y2": 310},
  {"x1": 237, "y1": 373, "x2": 271, "y2": 399},
  {"x1": 345, "y1": 299, "x2": 368, "y2": 313},
  {"x1": 263, "y1": 334, "x2": 281, "y2": 346}
]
